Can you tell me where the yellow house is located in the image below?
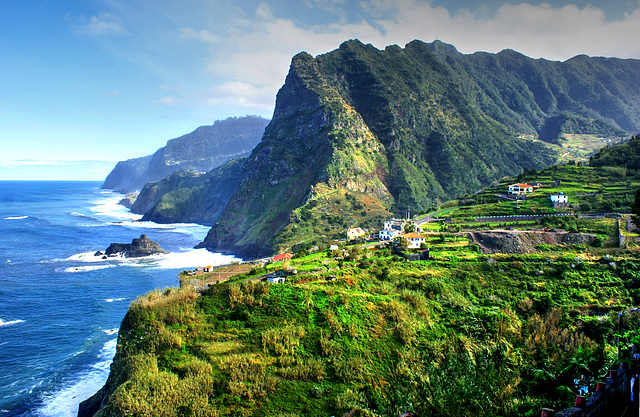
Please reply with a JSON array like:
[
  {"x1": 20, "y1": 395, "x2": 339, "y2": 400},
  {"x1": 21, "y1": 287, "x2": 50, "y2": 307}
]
[{"x1": 347, "y1": 227, "x2": 366, "y2": 240}]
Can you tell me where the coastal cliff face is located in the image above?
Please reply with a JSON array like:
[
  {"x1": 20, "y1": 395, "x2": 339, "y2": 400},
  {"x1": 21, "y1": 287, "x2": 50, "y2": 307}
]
[
  {"x1": 135, "y1": 158, "x2": 247, "y2": 225},
  {"x1": 101, "y1": 116, "x2": 269, "y2": 194}
]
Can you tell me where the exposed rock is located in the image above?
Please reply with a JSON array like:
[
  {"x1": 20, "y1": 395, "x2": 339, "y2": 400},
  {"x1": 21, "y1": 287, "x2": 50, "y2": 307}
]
[
  {"x1": 94, "y1": 251, "x2": 104, "y2": 256},
  {"x1": 105, "y1": 234, "x2": 169, "y2": 258},
  {"x1": 117, "y1": 192, "x2": 138, "y2": 209},
  {"x1": 469, "y1": 230, "x2": 595, "y2": 254}
]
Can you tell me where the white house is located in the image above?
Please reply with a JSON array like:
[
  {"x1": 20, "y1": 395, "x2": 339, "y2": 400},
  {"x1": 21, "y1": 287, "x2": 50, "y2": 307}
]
[
  {"x1": 508, "y1": 183, "x2": 534, "y2": 195},
  {"x1": 267, "y1": 276, "x2": 286, "y2": 284},
  {"x1": 550, "y1": 194, "x2": 568, "y2": 204},
  {"x1": 379, "y1": 219, "x2": 406, "y2": 240},
  {"x1": 402, "y1": 232, "x2": 426, "y2": 249}
]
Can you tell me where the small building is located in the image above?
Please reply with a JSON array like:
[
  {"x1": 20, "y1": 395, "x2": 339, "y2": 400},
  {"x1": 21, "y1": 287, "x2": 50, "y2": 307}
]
[
  {"x1": 379, "y1": 228, "x2": 401, "y2": 240},
  {"x1": 379, "y1": 219, "x2": 407, "y2": 240},
  {"x1": 203, "y1": 265, "x2": 214, "y2": 272},
  {"x1": 550, "y1": 193, "x2": 568, "y2": 204},
  {"x1": 347, "y1": 227, "x2": 366, "y2": 240},
  {"x1": 329, "y1": 244, "x2": 339, "y2": 251},
  {"x1": 403, "y1": 232, "x2": 426, "y2": 249},
  {"x1": 272, "y1": 253, "x2": 293, "y2": 262},
  {"x1": 267, "y1": 276, "x2": 286, "y2": 284},
  {"x1": 508, "y1": 183, "x2": 534, "y2": 195}
]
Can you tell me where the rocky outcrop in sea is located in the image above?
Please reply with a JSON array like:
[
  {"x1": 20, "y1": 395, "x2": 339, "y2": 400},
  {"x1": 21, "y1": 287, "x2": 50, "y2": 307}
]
[{"x1": 103, "y1": 234, "x2": 169, "y2": 258}]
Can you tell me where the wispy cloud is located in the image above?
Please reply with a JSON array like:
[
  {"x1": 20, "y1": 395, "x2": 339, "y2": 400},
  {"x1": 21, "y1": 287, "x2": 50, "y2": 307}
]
[
  {"x1": 75, "y1": 12, "x2": 128, "y2": 36},
  {"x1": 92, "y1": 1, "x2": 640, "y2": 115},
  {"x1": 153, "y1": 95, "x2": 183, "y2": 107},
  {"x1": 202, "y1": 82, "x2": 275, "y2": 110}
]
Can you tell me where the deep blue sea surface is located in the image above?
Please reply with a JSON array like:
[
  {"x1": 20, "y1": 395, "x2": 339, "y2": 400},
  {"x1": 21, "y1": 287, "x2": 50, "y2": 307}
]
[{"x1": 0, "y1": 181, "x2": 239, "y2": 416}]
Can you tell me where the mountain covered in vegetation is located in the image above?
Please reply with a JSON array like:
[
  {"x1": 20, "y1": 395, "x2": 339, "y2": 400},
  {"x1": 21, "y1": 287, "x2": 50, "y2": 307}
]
[
  {"x1": 133, "y1": 158, "x2": 247, "y2": 225},
  {"x1": 590, "y1": 133, "x2": 640, "y2": 169},
  {"x1": 79, "y1": 199, "x2": 640, "y2": 416},
  {"x1": 197, "y1": 40, "x2": 640, "y2": 258},
  {"x1": 101, "y1": 116, "x2": 269, "y2": 194},
  {"x1": 426, "y1": 41, "x2": 640, "y2": 142}
]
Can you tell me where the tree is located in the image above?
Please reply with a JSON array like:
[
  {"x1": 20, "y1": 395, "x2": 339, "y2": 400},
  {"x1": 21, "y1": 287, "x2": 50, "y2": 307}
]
[
  {"x1": 404, "y1": 223, "x2": 416, "y2": 233},
  {"x1": 393, "y1": 236, "x2": 409, "y2": 251}
]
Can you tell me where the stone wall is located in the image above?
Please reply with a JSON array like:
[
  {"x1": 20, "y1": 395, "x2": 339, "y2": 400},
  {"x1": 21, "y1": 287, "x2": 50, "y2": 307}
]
[{"x1": 550, "y1": 368, "x2": 633, "y2": 417}]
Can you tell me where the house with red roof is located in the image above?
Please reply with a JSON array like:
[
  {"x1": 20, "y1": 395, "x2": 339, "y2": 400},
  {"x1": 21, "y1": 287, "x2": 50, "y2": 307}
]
[
  {"x1": 272, "y1": 253, "x2": 293, "y2": 262},
  {"x1": 508, "y1": 183, "x2": 534, "y2": 195}
]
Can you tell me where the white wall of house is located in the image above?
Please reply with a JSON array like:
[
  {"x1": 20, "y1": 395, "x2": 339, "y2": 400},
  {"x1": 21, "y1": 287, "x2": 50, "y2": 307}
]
[{"x1": 550, "y1": 194, "x2": 568, "y2": 203}]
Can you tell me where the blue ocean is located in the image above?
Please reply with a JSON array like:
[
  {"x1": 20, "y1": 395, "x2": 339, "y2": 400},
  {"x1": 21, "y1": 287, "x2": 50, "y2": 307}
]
[{"x1": 0, "y1": 181, "x2": 239, "y2": 416}]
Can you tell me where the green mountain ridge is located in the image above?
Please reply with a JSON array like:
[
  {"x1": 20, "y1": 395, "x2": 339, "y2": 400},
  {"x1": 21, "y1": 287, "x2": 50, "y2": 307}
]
[
  {"x1": 199, "y1": 39, "x2": 640, "y2": 258},
  {"x1": 121, "y1": 40, "x2": 640, "y2": 259}
]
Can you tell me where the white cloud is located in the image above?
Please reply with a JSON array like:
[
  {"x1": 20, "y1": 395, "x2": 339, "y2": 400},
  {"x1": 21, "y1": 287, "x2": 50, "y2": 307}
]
[
  {"x1": 179, "y1": 27, "x2": 220, "y2": 43},
  {"x1": 366, "y1": 0, "x2": 640, "y2": 60},
  {"x1": 203, "y1": 82, "x2": 275, "y2": 110},
  {"x1": 153, "y1": 95, "x2": 183, "y2": 107},
  {"x1": 76, "y1": 12, "x2": 128, "y2": 36},
  {"x1": 89, "y1": 1, "x2": 640, "y2": 115}
]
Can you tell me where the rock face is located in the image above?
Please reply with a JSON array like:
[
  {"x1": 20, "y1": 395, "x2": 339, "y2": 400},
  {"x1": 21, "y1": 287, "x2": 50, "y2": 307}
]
[
  {"x1": 469, "y1": 230, "x2": 595, "y2": 254},
  {"x1": 117, "y1": 192, "x2": 138, "y2": 209},
  {"x1": 101, "y1": 116, "x2": 269, "y2": 194},
  {"x1": 105, "y1": 234, "x2": 169, "y2": 258}
]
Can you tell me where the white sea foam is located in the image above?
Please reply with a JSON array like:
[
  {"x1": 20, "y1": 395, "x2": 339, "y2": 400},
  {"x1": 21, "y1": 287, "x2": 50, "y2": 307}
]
[
  {"x1": 89, "y1": 194, "x2": 142, "y2": 222},
  {"x1": 35, "y1": 339, "x2": 117, "y2": 417},
  {"x1": 154, "y1": 248, "x2": 241, "y2": 270},
  {"x1": 104, "y1": 298, "x2": 125, "y2": 303},
  {"x1": 69, "y1": 212, "x2": 89, "y2": 218},
  {"x1": 61, "y1": 265, "x2": 117, "y2": 273},
  {"x1": 110, "y1": 220, "x2": 174, "y2": 229},
  {"x1": 103, "y1": 328, "x2": 119, "y2": 336},
  {"x1": 0, "y1": 318, "x2": 25, "y2": 327},
  {"x1": 4, "y1": 215, "x2": 28, "y2": 220},
  {"x1": 65, "y1": 251, "x2": 126, "y2": 263}
]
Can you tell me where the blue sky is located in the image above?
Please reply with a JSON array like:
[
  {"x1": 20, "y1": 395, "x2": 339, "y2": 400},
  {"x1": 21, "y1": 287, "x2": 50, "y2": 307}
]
[{"x1": 1, "y1": 0, "x2": 639, "y2": 180}]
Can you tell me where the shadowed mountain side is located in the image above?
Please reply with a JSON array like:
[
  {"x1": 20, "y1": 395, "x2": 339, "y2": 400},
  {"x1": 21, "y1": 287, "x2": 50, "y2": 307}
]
[
  {"x1": 102, "y1": 116, "x2": 269, "y2": 194},
  {"x1": 134, "y1": 158, "x2": 247, "y2": 226}
]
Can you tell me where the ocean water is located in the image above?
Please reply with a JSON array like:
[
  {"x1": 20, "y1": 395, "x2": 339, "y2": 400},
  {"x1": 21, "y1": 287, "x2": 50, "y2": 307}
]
[{"x1": 0, "y1": 181, "x2": 239, "y2": 416}]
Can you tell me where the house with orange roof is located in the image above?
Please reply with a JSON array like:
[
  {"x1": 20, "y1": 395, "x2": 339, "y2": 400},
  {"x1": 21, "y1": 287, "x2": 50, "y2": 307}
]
[
  {"x1": 272, "y1": 253, "x2": 293, "y2": 262},
  {"x1": 508, "y1": 183, "x2": 534, "y2": 195},
  {"x1": 403, "y1": 232, "x2": 425, "y2": 249}
]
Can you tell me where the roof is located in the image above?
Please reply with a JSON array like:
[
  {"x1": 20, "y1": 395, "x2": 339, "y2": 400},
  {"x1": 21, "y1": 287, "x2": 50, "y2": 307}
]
[
  {"x1": 509, "y1": 183, "x2": 532, "y2": 188},
  {"x1": 403, "y1": 232, "x2": 424, "y2": 239},
  {"x1": 272, "y1": 253, "x2": 293, "y2": 262},
  {"x1": 348, "y1": 227, "x2": 365, "y2": 234}
]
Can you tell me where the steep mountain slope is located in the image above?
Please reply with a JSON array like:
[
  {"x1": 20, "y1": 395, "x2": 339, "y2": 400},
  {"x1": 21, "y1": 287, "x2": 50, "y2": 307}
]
[
  {"x1": 199, "y1": 40, "x2": 561, "y2": 258},
  {"x1": 133, "y1": 158, "x2": 246, "y2": 225},
  {"x1": 101, "y1": 116, "x2": 269, "y2": 194},
  {"x1": 426, "y1": 40, "x2": 640, "y2": 142},
  {"x1": 590, "y1": 133, "x2": 640, "y2": 169}
]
